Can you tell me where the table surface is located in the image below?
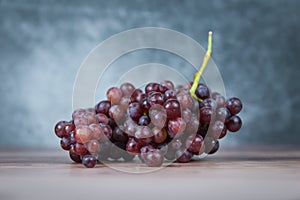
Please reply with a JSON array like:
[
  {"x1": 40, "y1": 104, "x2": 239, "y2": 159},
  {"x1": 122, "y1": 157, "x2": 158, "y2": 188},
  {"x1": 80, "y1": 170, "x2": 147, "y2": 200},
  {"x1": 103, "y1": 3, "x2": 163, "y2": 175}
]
[{"x1": 0, "y1": 146, "x2": 300, "y2": 200}]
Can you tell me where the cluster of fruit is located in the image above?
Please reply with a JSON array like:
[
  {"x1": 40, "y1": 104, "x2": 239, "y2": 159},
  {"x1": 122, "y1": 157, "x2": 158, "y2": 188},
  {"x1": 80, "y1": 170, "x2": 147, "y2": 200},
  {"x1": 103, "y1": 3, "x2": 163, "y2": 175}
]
[{"x1": 54, "y1": 80, "x2": 242, "y2": 168}]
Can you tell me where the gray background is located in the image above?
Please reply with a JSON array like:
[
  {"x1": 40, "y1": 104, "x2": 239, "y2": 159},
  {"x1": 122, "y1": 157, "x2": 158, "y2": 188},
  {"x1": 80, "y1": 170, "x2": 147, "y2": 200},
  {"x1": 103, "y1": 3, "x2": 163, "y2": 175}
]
[{"x1": 0, "y1": 0, "x2": 299, "y2": 148}]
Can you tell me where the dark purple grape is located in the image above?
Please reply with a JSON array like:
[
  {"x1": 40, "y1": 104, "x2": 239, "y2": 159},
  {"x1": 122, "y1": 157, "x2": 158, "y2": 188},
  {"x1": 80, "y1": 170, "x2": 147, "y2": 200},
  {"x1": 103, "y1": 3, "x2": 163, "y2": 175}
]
[
  {"x1": 126, "y1": 138, "x2": 141, "y2": 155},
  {"x1": 99, "y1": 124, "x2": 113, "y2": 141},
  {"x1": 195, "y1": 83, "x2": 210, "y2": 100},
  {"x1": 186, "y1": 134, "x2": 204, "y2": 155},
  {"x1": 218, "y1": 126, "x2": 227, "y2": 139},
  {"x1": 143, "y1": 149, "x2": 164, "y2": 167},
  {"x1": 82, "y1": 155, "x2": 97, "y2": 168},
  {"x1": 216, "y1": 107, "x2": 231, "y2": 123},
  {"x1": 106, "y1": 87, "x2": 123, "y2": 105},
  {"x1": 95, "y1": 113, "x2": 109, "y2": 124},
  {"x1": 74, "y1": 143, "x2": 89, "y2": 156},
  {"x1": 135, "y1": 126, "x2": 152, "y2": 146},
  {"x1": 138, "y1": 115, "x2": 151, "y2": 126},
  {"x1": 130, "y1": 89, "x2": 145, "y2": 103},
  {"x1": 164, "y1": 89, "x2": 176, "y2": 100},
  {"x1": 95, "y1": 100, "x2": 111, "y2": 117},
  {"x1": 226, "y1": 115, "x2": 242, "y2": 132},
  {"x1": 140, "y1": 97, "x2": 151, "y2": 113},
  {"x1": 60, "y1": 133, "x2": 76, "y2": 151},
  {"x1": 64, "y1": 121, "x2": 75, "y2": 135},
  {"x1": 160, "y1": 80, "x2": 174, "y2": 90},
  {"x1": 168, "y1": 117, "x2": 186, "y2": 135},
  {"x1": 212, "y1": 93, "x2": 226, "y2": 108},
  {"x1": 145, "y1": 83, "x2": 160, "y2": 94},
  {"x1": 128, "y1": 102, "x2": 143, "y2": 122},
  {"x1": 200, "y1": 98, "x2": 217, "y2": 109},
  {"x1": 210, "y1": 120, "x2": 226, "y2": 139},
  {"x1": 226, "y1": 97, "x2": 243, "y2": 115},
  {"x1": 158, "y1": 84, "x2": 168, "y2": 94},
  {"x1": 120, "y1": 82, "x2": 135, "y2": 97},
  {"x1": 199, "y1": 107, "x2": 213, "y2": 124},
  {"x1": 164, "y1": 99, "x2": 181, "y2": 119},
  {"x1": 54, "y1": 120, "x2": 68, "y2": 138},
  {"x1": 69, "y1": 152, "x2": 82, "y2": 163},
  {"x1": 204, "y1": 137, "x2": 219, "y2": 154},
  {"x1": 176, "y1": 149, "x2": 193, "y2": 163},
  {"x1": 112, "y1": 127, "x2": 128, "y2": 143},
  {"x1": 147, "y1": 92, "x2": 164, "y2": 106}
]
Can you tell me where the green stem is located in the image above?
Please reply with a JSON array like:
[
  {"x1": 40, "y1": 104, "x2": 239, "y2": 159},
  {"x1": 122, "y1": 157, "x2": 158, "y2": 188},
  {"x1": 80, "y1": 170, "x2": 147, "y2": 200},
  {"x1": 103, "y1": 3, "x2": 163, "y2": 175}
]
[{"x1": 190, "y1": 31, "x2": 213, "y2": 102}]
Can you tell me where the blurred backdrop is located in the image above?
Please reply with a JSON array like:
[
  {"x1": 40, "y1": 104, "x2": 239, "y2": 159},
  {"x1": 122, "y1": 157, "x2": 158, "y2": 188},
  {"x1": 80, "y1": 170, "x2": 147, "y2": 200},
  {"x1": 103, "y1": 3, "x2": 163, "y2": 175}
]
[{"x1": 0, "y1": 0, "x2": 300, "y2": 148}]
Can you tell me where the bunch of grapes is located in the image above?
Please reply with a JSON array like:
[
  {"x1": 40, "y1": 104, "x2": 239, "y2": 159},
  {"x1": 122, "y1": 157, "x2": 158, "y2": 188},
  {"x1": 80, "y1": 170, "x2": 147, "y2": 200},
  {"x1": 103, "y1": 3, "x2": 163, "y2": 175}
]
[{"x1": 54, "y1": 80, "x2": 242, "y2": 168}]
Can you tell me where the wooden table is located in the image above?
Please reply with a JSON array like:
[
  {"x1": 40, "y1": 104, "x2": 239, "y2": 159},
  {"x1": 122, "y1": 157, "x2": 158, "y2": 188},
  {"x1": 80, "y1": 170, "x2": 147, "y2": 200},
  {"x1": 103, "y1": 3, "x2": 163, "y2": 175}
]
[{"x1": 0, "y1": 146, "x2": 300, "y2": 200}]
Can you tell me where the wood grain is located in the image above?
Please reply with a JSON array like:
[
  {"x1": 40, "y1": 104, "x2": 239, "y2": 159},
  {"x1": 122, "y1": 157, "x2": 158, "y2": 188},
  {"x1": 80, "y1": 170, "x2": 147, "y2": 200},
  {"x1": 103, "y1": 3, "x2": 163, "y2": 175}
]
[{"x1": 0, "y1": 146, "x2": 300, "y2": 200}]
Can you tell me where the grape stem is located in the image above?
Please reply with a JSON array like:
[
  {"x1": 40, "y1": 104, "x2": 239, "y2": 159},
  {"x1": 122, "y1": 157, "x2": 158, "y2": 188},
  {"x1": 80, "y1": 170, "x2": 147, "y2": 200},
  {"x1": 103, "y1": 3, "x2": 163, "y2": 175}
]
[{"x1": 190, "y1": 31, "x2": 213, "y2": 102}]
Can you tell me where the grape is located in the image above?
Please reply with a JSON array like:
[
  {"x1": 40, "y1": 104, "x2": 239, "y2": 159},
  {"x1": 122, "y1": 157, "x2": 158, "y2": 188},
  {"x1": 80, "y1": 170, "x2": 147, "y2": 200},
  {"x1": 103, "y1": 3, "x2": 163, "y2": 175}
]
[
  {"x1": 177, "y1": 92, "x2": 194, "y2": 110},
  {"x1": 182, "y1": 109, "x2": 192, "y2": 123},
  {"x1": 86, "y1": 140, "x2": 99, "y2": 153},
  {"x1": 147, "y1": 92, "x2": 164, "y2": 106},
  {"x1": 99, "y1": 124, "x2": 113, "y2": 142},
  {"x1": 130, "y1": 89, "x2": 144, "y2": 103},
  {"x1": 145, "y1": 82, "x2": 160, "y2": 94},
  {"x1": 74, "y1": 143, "x2": 89, "y2": 155},
  {"x1": 120, "y1": 82, "x2": 135, "y2": 97},
  {"x1": 64, "y1": 121, "x2": 75, "y2": 135},
  {"x1": 95, "y1": 100, "x2": 111, "y2": 117},
  {"x1": 106, "y1": 87, "x2": 123, "y2": 105},
  {"x1": 160, "y1": 80, "x2": 174, "y2": 90},
  {"x1": 199, "y1": 107, "x2": 213, "y2": 124},
  {"x1": 168, "y1": 117, "x2": 186, "y2": 135},
  {"x1": 176, "y1": 149, "x2": 193, "y2": 163},
  {"x1": 138, "y1": 115, "x2": 151, "y2": 126},
  {"x1": 123, "y1": 118, "x2": 137, "y2": 136},
  {"x1": 152, "y1": 127, "x2": 167, "y2": 144},
  {"x1": 143, "y1": 149, "x2": 164, "y2": 167},
  {"x1": 164, "y1": 89, "x2": 176, "y2": 100},
  {"x1": 135, "y1": 126, "x2": 152, "y2": 146},
  {"x1": 204, "y1": 137, "x2": 219, "y2": 154},
  {"x1": 69, "y1": 152, "x2": 82, "y2": 163},
  {"x1": 119, "y1": 97, "x2": 131, "y2": 109},
  {"x1": 95, "y1": 113, "x2": 109, "y2": 124},
  {"x1": 112, "y1": 127, "x2": 128, "y2": 143},
  {"x1": 200, "y1": 98, "x2": 217, "y2": 109},
  {"x1": 82, "y1": 155, "x2": 97, "y2": 168},
  {"x1": 60, "y1": 133, "x2": 76, "y2": 151},
  {"x1": 54, "y1": 121, "x2": 68, "y2": 138},
  {"x1": 164, "y1": 99, "x2": 181, "y2": 119},
  {"x1": 209, "y1": 120, "x2": 226, "y2": 139},
  {"x1": 74, "y1": 125, "x2": 92, "y2": 144},
  {"x1": 140, "y1": 97, "x2": 151, "y2": 113},
  {"x1": 216, "y1": 107, "x2": 231, "y2": 123},
  {"x1": 212, "y1": 93, "x2": 226, "y2": 108},
  {"x1": 140, "y1": 145, "x2": 155, "y2": 160},
  {"x1": 186, "y1": 134, "x2": 204, "y2": 155},
  {"x1": 149, "y1": 104, "x2": 167, "y2": 129},
  {"x1": 195, "y1": 83, "x2": 210, "y2": 100},
  {"x1": 226, "y1": 115, "x2": 242, "y2": 132},
  {"x1": 128, "y1": 102, "x2": 143, "y2": 122},
  {"x1": 226, "y1": 97, "x2": 243, "y2": 115},
  {"x1": 109, "y1": 105, "x2": 125, "y2": 122},
  {"x1": 126, "y1": 138, "x2": 141, "y2": 155},
  {"x1": 72, "y1": 109, "x2": 85, "y2": 119},
  {"x1": 185, "y1": 116, "x2": 199, "y2": 134}
]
